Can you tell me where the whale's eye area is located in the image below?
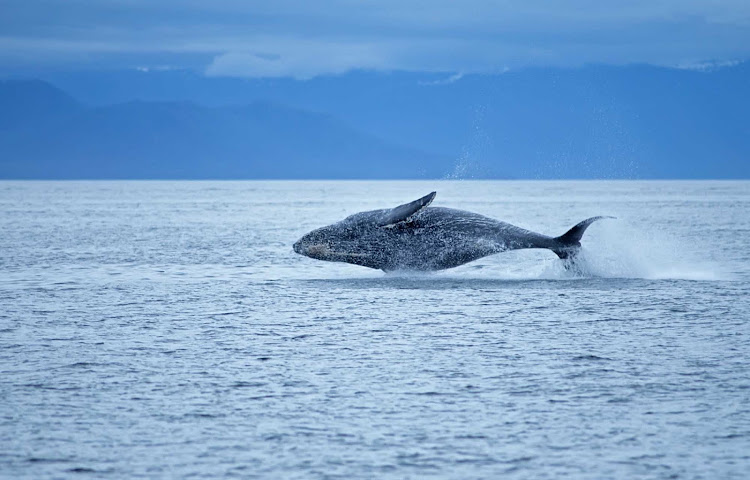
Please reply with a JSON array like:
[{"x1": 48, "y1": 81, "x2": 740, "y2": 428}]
[{"x1": 341, "y1": 227, "x2": 358, "y2": 240}]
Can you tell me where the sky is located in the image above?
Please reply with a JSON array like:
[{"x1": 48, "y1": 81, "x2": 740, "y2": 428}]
[{"x1": 2, "y1": 0, "x2": 750, "y2": 78}]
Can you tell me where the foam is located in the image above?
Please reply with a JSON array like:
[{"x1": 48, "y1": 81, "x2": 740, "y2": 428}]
[{"x1": 569, "y1": 220, "x2": 731, "y2": 280}]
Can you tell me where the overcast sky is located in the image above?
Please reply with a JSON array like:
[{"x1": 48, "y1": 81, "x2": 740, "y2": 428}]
[{"x1": 2, "y1": 0, "x2": 749, "y2": 78}]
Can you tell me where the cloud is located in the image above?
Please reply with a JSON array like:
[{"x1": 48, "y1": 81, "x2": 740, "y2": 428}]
[
  {"x1": 1, "y1": 0, "x2": 749, "y2": 77},
  {"x1": 675, "y1": 59, "x2": 743, "y2": 71},
  {"x1": 418, "y1": 73, "x2": 466, "y2": 86},
  {"x1": 205, "y1": 39, "x2": 390, "y2": 79}
]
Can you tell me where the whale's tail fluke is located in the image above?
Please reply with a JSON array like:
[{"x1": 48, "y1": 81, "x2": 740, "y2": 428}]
[{"x1": 552, "y1": 216, "x2": 614, "y2": 260}]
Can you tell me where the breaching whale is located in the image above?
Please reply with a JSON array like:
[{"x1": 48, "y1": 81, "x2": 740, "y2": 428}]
[{"x1": 293, "y1": 192, "x2": 612, "y2": 271}]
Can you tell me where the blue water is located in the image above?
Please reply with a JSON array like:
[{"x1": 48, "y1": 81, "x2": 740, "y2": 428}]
[{"x1": 1, "y1": 180, "x2": 749, "y2": 479}]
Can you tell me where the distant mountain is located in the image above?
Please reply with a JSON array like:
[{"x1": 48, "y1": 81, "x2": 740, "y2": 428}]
[
  {"x1": 38, "y1": 64, "x2": 750, "y2": 179},
  {"x1": 0, "y1": 80, "x2": 451, "y2": 179},
  {"x1": 0, "y1": 79, "x2": 82, "y2": 131},
  {"x1": 2, "y1": 62, "x2": 750, "y2": 179}
]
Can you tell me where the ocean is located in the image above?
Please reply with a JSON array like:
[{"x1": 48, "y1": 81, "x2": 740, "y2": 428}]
[{"x1": 1, "y1": 180, "x2": 749, "y2": 479}]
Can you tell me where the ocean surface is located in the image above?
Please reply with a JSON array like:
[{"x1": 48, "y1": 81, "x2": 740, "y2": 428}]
[{"x1": 1, "y1": 180, "x2": 749, "y2": 479}]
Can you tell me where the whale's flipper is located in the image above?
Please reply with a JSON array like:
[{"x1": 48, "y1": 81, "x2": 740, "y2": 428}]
[
  {"x1": 379, "y1": 192, "x2": 436, "y2": 227},
  {"x1": 552, "y1": 216, "x2": 614, "y2": 259}
]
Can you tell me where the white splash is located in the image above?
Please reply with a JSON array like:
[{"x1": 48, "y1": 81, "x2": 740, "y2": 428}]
[{"x1": 540, "y1": 220, "x2": 731, "y2": 281}]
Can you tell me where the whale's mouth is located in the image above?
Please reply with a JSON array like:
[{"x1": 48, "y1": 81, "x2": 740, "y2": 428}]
[
  {"x1": 306, "y1": 243, "x2": 333, "y2": 257},
  {"x1": 297, "y1": 243, "x2": 372, "y2": 261}
]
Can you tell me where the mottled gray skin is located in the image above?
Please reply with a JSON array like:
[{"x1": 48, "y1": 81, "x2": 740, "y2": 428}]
[{"x1": 294, "y1": 193, "x2": 609, "y2": 272}]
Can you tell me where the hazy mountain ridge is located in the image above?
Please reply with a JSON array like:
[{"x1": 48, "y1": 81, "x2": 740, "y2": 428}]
[
  {"x1": 1, "y1": 62, "x2": 749, "y2": 179},
  {"x1": 0, "y1": 80, "x2": 451, "y2": 179}
]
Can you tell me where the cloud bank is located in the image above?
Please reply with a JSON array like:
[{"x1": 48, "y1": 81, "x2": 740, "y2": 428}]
[{"x1": 1, "y1": 0, "x2": 749, "y2": 78}]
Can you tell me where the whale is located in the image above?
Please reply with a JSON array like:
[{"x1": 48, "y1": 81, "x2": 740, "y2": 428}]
[{"x1": 293, "y1": 192, "x2": 612, "y2": 271}]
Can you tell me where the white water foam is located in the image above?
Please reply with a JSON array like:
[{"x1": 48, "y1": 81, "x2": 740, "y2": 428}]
[{"x1": 541, "y1": 220, "x2": 730, "y2": 281}]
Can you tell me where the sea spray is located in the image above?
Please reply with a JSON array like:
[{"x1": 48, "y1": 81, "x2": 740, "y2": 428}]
[
  {"x1": 445, "y1": 104, "x2": 491, "y2": 180},
  {"x1": 544, "y1": 219, "x2": 730, "y2": 281}
]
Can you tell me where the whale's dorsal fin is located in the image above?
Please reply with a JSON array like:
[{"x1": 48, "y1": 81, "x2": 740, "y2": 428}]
[{"x1": 379, "y1": 192, "x2": 436, "y2": 227}]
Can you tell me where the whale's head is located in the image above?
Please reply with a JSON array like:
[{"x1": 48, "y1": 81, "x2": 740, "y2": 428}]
[
  {"x1": 293, "y1": 212, "x2": 384, "y2": 267},
  {"x1": 293, "y1": 192, "x2": 436, "y2": 269}
]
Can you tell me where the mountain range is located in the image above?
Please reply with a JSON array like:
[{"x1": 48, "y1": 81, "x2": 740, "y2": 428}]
[
  {"x1": 0, "y1": 79, "x2": 448, "y2": 179},
  {"x1": 1, "y1": 63, "x2": 749, "y2": 179}
]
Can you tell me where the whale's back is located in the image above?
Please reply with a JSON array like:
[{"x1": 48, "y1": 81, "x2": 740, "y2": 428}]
[{"x1": 379, "y1": 207, "x2": 528, "y2": 271}]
